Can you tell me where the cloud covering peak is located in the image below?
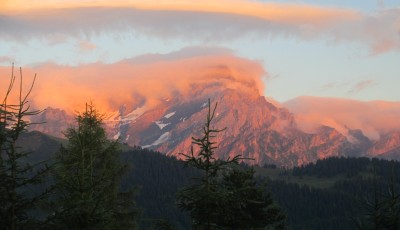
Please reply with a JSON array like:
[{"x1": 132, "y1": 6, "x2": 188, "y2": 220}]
[
  {"x1": 0, "y1": 48, "x2": 265, "y2": 113},
  {"x1": 285, "y1": 96, "x2": 400, "y2": 140}
]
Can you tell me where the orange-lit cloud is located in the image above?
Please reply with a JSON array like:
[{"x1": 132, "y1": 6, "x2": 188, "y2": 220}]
[
  {"x1": 1, "y1": 0, "x2": 360, "y2": 26},
  {"x1": 0, "y1": 47, "x2": 265, "y2": 114},
  {"x1": 0, "y1": 66, "x2": 38, "y2": 107},
  {"x1": 1, "y1": 1, "x2": 399, "y2": 54},
  {"x1": 285, "y1": 96, "x2": 400, "y2": 140}
]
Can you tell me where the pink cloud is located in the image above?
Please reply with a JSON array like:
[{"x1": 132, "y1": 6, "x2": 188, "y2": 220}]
[
  {"x1": 0, "y1": 48, "x2": 265, "y2": 114},
  {"x1": 0, "y1": 2, "x2": 398, "y2": 53},
  {"x1": 285, "y1": 96, "x2": 400, "y2": 140},
  {"x1": 371, "y1": 39, "x2": 397, "y2": 55},
  {"x1": 77, "y1": 41, "x2": 96, "y2": 52}
]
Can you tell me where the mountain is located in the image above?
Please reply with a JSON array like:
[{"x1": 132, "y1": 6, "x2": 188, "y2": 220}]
[
  {"x1": 28, "y1": 80, "x2": 400, "y2": 167},
  {"x1": 16, "y1": 130, "x2": 64, "y2": 164},
  {"x1": 368, "y1": 131, "x2": 400, "y2": 158},
  {"x1": 29, "y1": 107, "x2": 75, "y2": 138}
]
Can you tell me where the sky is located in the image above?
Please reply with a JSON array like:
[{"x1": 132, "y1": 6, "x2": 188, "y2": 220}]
[{"x1": 0, "y1": 0, "x2": 399, "y2": 103}]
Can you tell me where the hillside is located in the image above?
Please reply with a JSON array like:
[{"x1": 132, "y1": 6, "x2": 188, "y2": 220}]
[{"x1": 17, "y1": 131, "x2": 400, "y2": 229}]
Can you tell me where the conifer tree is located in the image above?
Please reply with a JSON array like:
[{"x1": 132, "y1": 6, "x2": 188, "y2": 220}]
[
  {"x1": 177, "y1": 99, "x2": 240, "y2": 230},
  {"x1": 383, "y1": 175, "x2": 400, "y2": 230},
  {"x1": 217, "y1": 168, "x2": 286, "y2": 229},
  {"x1": 48, "y1": 103, "x2": 137, "y2": 229},
  {"x1": 177, "y1": 99, "x2": 285, "y2": 230},
  {"x1": 0, "y1": 66, "x2": 49, "y2": 230},
  {"x1": 355, "y1": 165, "x2": 400, "y2": 230}
]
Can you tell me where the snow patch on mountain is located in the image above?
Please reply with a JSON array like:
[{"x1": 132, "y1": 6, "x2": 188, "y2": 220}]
[
  {"x1": 155, "y1": 121, "x2": 170, "y2": 130},
  {"x1": 164, "y1": 111, "x2": 176, "y2": 119},
  {"x1": 105, "y1": 107, "x2": 146, "y2": 123},
  {"x1": 113, "y1": 132, "x2": 120, "y2": 140},
  {"x1": 142, "y1": 132, "x2": 171, "y2": 148},
  {"x1": 122, "y1": 107, "x2": 146, "y2": 121}
]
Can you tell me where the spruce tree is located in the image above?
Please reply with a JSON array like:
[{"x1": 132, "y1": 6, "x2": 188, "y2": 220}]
[
  {"x1": 177, "y1": 99, "x2": 240, "y2": 230},
  {"x1": 0, "y1": 66, "x2": 49, "y2": 230},
  {"x1": 48, "y1": 103, "x2": 137, "y2": 229},
  {"x1": 216, "y1": 168, "x2": 286, "y2": 230},
  {"x1": 177, "y1": 99, "x2": 285, "y2": 230},
  {"x1": 356, "y1": 165, "x2": 400, "y2": 230}
]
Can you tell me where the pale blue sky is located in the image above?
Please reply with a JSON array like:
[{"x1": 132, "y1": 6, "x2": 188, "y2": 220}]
[{"x1": 0, "y1": 0, "x2": 399, "y2": 102}]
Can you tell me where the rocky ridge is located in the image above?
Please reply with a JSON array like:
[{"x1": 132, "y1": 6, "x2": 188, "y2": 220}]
[{"x1": 29, "y1": 81, "x2": 400, "y2": 167}]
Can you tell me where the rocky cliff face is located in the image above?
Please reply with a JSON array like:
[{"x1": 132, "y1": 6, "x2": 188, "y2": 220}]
[
  {"x1": 368, "y1": 131, "x2": 400, "y2": 157},
  {"x1": 29, "y1": 80, "x2": 400, "y2": 167},
  {"x1": 29, "y1": 107, "x2": 75, "y2": 138}
]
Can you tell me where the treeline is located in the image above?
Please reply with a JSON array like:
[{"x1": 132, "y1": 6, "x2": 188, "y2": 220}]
[
  {"x1": 121, "y1": 147, "x2": 197, "y2": 229},
  {"x1": 270, "y1": 157, "x2": 400, "y2": 229},
  {"x1": 123, "y1": 151, "x2": 400, "y2": 229},
  {"x1": 292, "y1": 156, "x2": 400, "y2": 179},
  {"x1": 267, "y1": 180, "x2": 357, "y2": 229}
]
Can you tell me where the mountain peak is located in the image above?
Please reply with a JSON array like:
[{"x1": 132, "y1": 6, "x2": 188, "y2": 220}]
[{"x1": 28, "y1": 88, "x2": 400, "y2": 167}]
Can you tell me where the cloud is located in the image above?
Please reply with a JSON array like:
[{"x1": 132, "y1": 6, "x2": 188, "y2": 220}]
[
  {"x1": 0, "y1": 56, "x2": 15, "y2": 64},
  {"x1": 320, "y1": 82, "x2": 339, "y2": 90},
  {"x1": 0, "y1": 66, "x2": 37, "y2": 107},
  {"x1": 0, "y1": 1, "x2": 399, "y2": 53},
  {"x1": 0, "y1": 0, "x2": 360, "y2": 25},
  {"x1": 45, "y1": 34, "x2": 69, "y2": 46},
  {"x1": 371, "y1": 39, "x2": 397, "y2": 55},
  {"x1": 76, "y1": 41, "x2": 96, "y2": 52},
  {"x1": 0, "y1": 47, "x2": 265, "y2": 113},
  {"x1": 347, "y1": 80, "x2": 377, "y2": 94},
  {"x1": 284, "y1": 96, "x2": 400, "y2": 140},
  {"x1": 320, "y1": 80, "x2": 377, "y2": 94}
]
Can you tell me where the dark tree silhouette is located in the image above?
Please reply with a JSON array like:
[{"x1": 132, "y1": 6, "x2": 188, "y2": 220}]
[
  {"x1": 177, "y1": 99, "x2": 285, "y2": 230},
  {"x1": 48, "y1": 103, "x2": 137, "y2": 230},
  {"x1": 0, "y1": 66, "x2": 49, "y2": 230}
]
